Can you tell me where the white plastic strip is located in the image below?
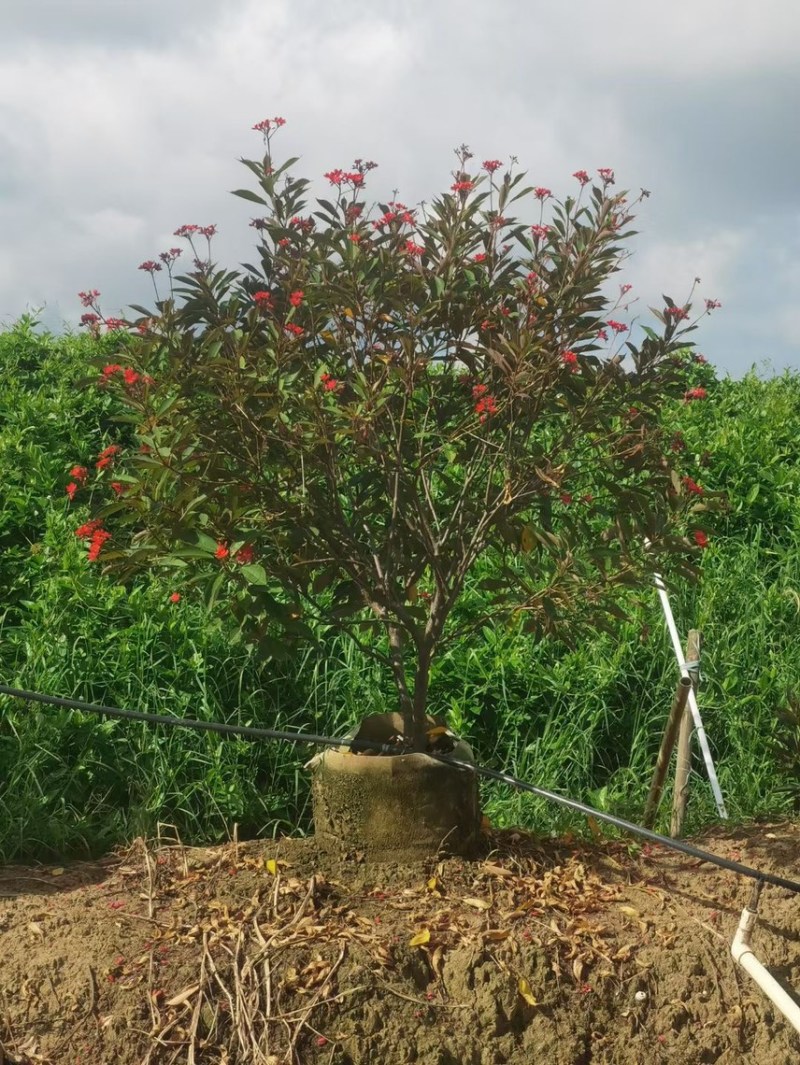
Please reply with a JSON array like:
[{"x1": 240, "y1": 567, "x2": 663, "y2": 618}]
[{"x1": 653, "y1": 572, "x2": 728, "y2": 818}]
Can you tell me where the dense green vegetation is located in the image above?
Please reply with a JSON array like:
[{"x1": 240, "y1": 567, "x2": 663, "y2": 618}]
[{"x1": 1, "y1": 319, "x2": 798, "y2": 861}]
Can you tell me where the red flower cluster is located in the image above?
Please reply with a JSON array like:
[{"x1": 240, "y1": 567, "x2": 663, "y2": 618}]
[
  {"x1": 472, "y1": 383, "x2": 498, "y2": 423},
  {"x1": 159, "y1": 248, "x2": 182, "y2": 265},
  {"x1": 80, "y1": 312, "x2": 100, "y2": 327},
  {"x1": 682, "y1": 476, "x2": 704, "y2": 496},
  {"x1": 78, "y1": 289, "x2": 100, "y2": 307},
  {"x1": 320, "y1": 372, "x2": 340, "y2": 392},
  {"x1": 693, "y1": 530, "x2": 709, "y2": 549},
  {"x1": 607, "y1": 320, "x2": 628, "y2": 334},
  {"x1": 104, "y1": 318, "x2": 126, "y2": 331},
  {"x1": 472, "y1": 252, "x2": 487, "y2": 263},
  {"x1": 530, "y1": 224, "x2": 549, "y2": 240},
  {"x1": 670, "y1": 432, "x2": 686, "y2": 452},
  {"x1": 665, "y1": 305, "x2": 689, "y2": 321},
  {"x1": 170, "y1": 592, "x2": 181, "y2": 604},
  {"x1": 405, "y1": 241, "x2": 425, "y2": 256},
  {"x1": 289, "y1": 290, "x2": 304, "y2": 307},
  {"x1": 560, "y1": 492, "x2": 573, "y2": 505},
  {"x1": 451, "y1": 181, "x2": 475, "y2": 193},
  {"x1": 174, "y1": 224, "x2": 200, "y2": 238},
  {"x1": 705, "y1": 299, "x2": 721, "y2": 311},
  {"x1": 284, "y1": 322, "x2": 304, "y2": 337},
  {"x1": 573, "y1": 170, "x2": 590, "y2": 186},
  {"x1": 235, "y1": 544, "x2": 255, "y2": 565},
  {"x1": 199, "y1": 225, "x2": 217, "y2": 239},
  {"x1": 215, "y1": 542, "x2": 229, "y2": 560},
  {"x1": 253, "y1": 290, "x2": 273, "y2": 309},
  {"x1": 96, "y1": 444, "x2": 121, "y2": 471},
  {"x1": 75, "y1": 520, "x2": 111, "y2": 562},
  {"x1": 596, "y1": 328, "x2": 608, "y2": 341},
  {"x1": 561, "y1": 350, "x2": 578, "y2": 369},
  {"x1": 70, "y1": 465, "x2": 89, "y2": 483},
  {"x1": 252, "y1": 116, "x2": 286, "y2": 133},
  {"x1": 110, "y1": 481, "x2": 126, "y2": 497},
  {"x1": 534, "y1": 187, "x2": 551, "y2": 200},
  {"x1": 597, "y1": 168, "x2": 615, "y2": 184},
  {"x1": 684, "y1": 387, "x2": 708, "y2": 402},
  {"x1": 290, "y1": 216, "x2": 315, "y2": 232},
  {"x1": 482, "y1": 160, "x2": 503, "y2": 173},
  {"x1": 138, "y1": 260, "x2": 162, "y2": 273}
]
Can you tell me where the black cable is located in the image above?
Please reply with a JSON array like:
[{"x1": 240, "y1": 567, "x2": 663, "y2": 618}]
[{"x1": 2, "y1": 681, "x2": 799, "y2": 895}]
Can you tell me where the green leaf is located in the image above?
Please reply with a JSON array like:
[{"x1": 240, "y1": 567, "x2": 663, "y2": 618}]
[
  {"x1": 231, "y1": 188, "x2": 268, "y2": 206},
  {"x1": 240, "y1": 563, "x2": 268, "y2": 586}
]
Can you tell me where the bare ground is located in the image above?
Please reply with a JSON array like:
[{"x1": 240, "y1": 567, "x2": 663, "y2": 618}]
[{"x1": 1, "y1": 820, "x2": 800, "y2": 1065}]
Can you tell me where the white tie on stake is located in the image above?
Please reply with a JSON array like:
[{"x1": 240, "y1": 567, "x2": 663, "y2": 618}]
[{"x1": 652, "y1": 569, "x2": 728, "y2": 819}]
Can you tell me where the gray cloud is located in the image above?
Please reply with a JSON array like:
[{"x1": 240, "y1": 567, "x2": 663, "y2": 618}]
[{"x1": 2, "y1": 0, "x2": 799, "y2": 375}]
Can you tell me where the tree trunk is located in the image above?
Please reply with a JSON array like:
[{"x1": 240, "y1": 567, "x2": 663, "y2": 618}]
[{"x1": 409, "y1": 648, "x2": 432, "y2": 751}]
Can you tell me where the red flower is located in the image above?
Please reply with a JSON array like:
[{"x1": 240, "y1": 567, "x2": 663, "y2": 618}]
[
  {"x1": 80, "y1": 312, "x2": 101, "y2": 327},
  {"x1": 693, "y1": 530, "x2": 709, "y2": 549},
  {"x1": 253, "y1": 291, "x2": 273, "y2": 309},
  {"x1": 665, "y1": 305, "x2": 689, "y2": 321},
  {"x1": 289, "y1": 290, "x2": 304, "y2": 307},
  {"x1": 530, "y1": 224, "x2": 550, "y2": 240},
  {"x1": 451, "y1": 181, "x2": 475, "y2": 193},
  {"x1": 472, "y1": 383, "x2": 489, "y2": 398},
  {"x1": 572, "y1": 170, "x2": 590, "y2": 186},
  {"x1": 324, "y1": 168, "x2": 345, "y2": 185},
  {"x1": 253, "y1": 117, "x2": 286, "y2": 133},
  {"x1": 98, "y1": 445, "x2": 121, "y2": 459},
  {"x1": 534, "y1": 187, "x2": 551, "y2": 200},
  {"x1": 474, "y1": 394, "x2": 498, "y2": 422},
  {"x1": 596, "y1": 328, "x2": 608, "y2": 341},
  {"x1": 278, "y1": 237, "x2": 290, "y2": 247},
  {"x1": 169, "y1": 592, "x2": 181, "y2": 604},
  {"x1": 104, "y1": 318, "x2": 126, "y2": 331},
  {"x1": 607, "y1": 320, "x2": 628, "y2": 334},
  {"x1": 96, "y1": 456, "x2": 112, "y2": 470},
  {"x1": 472, "y1": 252, "x2": 487, "y2": 263},
  {"x1": 561, "y1": 350, "x2": 578, "y2": 367},
  {"x1": 138, "y1": 260, "x2": 162, "y2": 273},
  {"x1": 620, "y1": 283, "x2": 632, "y2": 296},
  {"x1": 482, "y1": 160, "x2": 503, "y2": 173},
  {"x1": 597, "y1": 167, "x2": 615, "y2": 183},
  {"x1": 123, "y1": 367, "x2": 140, "y2": 387},
  {"x1": 405, "y1": 240, "x2": 425, "y2": 256},
  {"x1": 320, "y1": 372, "x2": 340, "y2": 392},
  {"x1": 65, "y1": 482, "x2": 78, "y2": 500},
  {"x1": 694, "y1": 353, "x2": 708, "y2": 365},
  {"x1": 684, "y1": 387, "x2": 708, "y2": 402},
  {"x1": 705, "y1": 299, "x2": 721, "y2": 311},
  {"x1": 102, "y1": 364, "x2": 122, "y2": 378},
  {"x1": 284, "y1": 322, "x2": 304, "y2": 337},
  {"x1": 159, "y1": 248, "x2": 182, "y2": 264},
  {"x1": 670, "y1": 432, "x2": 686, "y2": 452},
  {"x1": 78, "y1": 289, "x2": 100, "y2": 307},
  {"x1": 110, "y1": 481, "x2": 126, "y2": 496},
  {"x1": 235, "y1": 544, "x2": 255, "y2": 565},
  {"x1": 348, "y1": 233, "x2": 362, "y2": 243},
  {"x1": 199, "y1": 224, "x2": 217, "y2": 239},
  {"x1": 87, "y1": 528, "x2": 111, "y2": 562},
  {"x1": 682, "y1": 477, "x2": 704, "y2": 496},
  {"x1": 215, "y1": 542, "x2": 229, "y2": 560},
  {"x1": 560, "y1": 493, "x2": 573, "y2": 505},
  {"x1": 174, "y1": 224, "x2": 200, "y2": 238},
  {"x1": 70, "y1": 465, "x2": 89, "y2": 483},
  {"x1": 75, "y1": 519, "x2": 103, "y2": 540}
]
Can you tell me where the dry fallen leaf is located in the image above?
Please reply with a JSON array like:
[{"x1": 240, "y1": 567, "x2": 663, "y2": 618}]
[
  {"x1": 265, "y1": 859, "x2": 278, "y2": 876},
  {"x1": 463, "y1": 897, "x2": 492, "y2": 911},
  {"x1": 483, "y1": 929, "x2": 510, "y2": 942},
  {"x1": 50, "y1": 867, "x2": 65, "y2": 877},
  {"x1": 618, "y1": 905, "x2": 640, "y2": 919},
  {"x1": 409, "y1": 929, "x2": 431, "y2": 947}
]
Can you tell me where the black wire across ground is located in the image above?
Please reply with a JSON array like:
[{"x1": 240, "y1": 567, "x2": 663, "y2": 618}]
[{"x1": 2, "y1": 681, "x2": 799, "y2": 895}]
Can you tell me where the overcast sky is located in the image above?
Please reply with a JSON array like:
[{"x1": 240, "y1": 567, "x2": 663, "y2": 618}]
[{"x1": 2, "y1": 0, "x2": 798, "y2": 376}]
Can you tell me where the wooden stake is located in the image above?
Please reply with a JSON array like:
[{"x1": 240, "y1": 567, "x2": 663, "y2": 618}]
[
  {"x1": 671, "y1": 629, "x2": 701, "y2": 837},
  {"x1": 643, "y1": 675, "x2": 692, "y2": 829}
]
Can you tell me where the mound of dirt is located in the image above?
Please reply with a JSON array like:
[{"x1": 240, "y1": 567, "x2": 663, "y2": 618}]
[{"x1": 1, "y1": 822, "x2": 800, "y2": 1064}]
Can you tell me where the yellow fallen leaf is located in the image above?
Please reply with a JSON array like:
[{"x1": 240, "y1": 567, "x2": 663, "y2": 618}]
[
  {"x1": 518, "y1": 977, "x2": 538, "y2": 1006},
  {"x1": 463, "y1": 897, "x2": 492, "y2": 910},
  {"x1": 520, "y1": 525, "x2": 536, "y2": 553},
  {"x1": 265, "y1": 858, "x2": 278, "y2": 875},
  {"x1": 409, "y1": 929, "x2": 431, "y2": 947},
  {"x1": 27, "y1": 922, "x2": 45, "y2": 938},
  {"x1": 619, "y1": 905, "x2": 640, "y2": 919},
  {"x1": 426, "y1": 877, "x2": 438, "y2": 892},
  {"x1": 483, "y1": 929, "x2": 510, "y2": 942}
]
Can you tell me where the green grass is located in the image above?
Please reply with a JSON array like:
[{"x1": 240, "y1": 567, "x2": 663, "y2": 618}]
[{"x1": 1, "y1": 322, "x2": 799, "y2": 861}]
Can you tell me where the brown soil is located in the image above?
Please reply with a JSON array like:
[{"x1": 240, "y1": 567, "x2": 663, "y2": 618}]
[{"x1": 1, "y1": 821, "x2": 800, "y2": 1065}]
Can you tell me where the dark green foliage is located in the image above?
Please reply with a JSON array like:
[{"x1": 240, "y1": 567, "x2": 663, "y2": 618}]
[{"x1": 1, "y1": 323, "x2": 798, "y2": 860}]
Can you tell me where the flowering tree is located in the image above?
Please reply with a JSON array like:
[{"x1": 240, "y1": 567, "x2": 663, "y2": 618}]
[{"x1": 73, "y1": 118, "x2": 719, "y2": 750}]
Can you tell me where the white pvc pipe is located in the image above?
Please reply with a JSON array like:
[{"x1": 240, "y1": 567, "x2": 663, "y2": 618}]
[
  {"x1": 653, "y1": 572, "x2": 728, "y2": 819},
  {"x1": 731, "y1": 908, "x2": 800, "y2": 1036}
]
